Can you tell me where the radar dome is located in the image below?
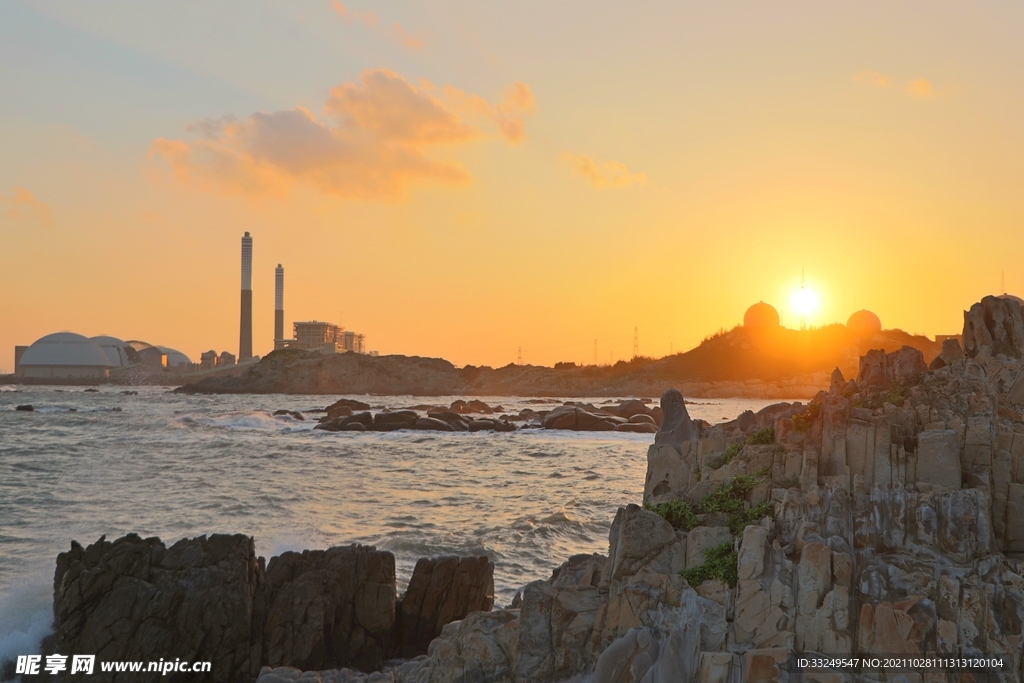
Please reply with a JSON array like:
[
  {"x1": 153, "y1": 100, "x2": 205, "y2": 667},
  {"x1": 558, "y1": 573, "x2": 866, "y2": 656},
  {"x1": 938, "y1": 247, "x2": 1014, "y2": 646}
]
[
  {"x1": 743, "y1": 302, "x2": 780, "y2": 329},
  {"x1": 847, "y1": 310, "x2": 882, "y2": 336}
]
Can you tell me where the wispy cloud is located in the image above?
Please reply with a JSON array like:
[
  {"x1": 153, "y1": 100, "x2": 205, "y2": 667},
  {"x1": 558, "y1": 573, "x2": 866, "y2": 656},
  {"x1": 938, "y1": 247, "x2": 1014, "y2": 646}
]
[
  {"x1": 332, "y1": 0, "x2": 376, "y2": 27},
  {"x1": 149, "y1": 69, "x2": 533, "y2": 200},
  {"x1": 333, "y1": 1, "x2": 426, "y2": 51},
  {"x1": 854, "y1": 71, "x2": 953, "y2": 100},
  {"x1": 561, "y1": 153, "x2": 647, "y2": 188},
  {"x1": 3, "y1": 187, "x2": 53, "y2": 226},
  {"x1": 853, "y1": 70, "x2": 891, "y2": 89},
  {"x1": 393, "y1": 23, "x2": 424, "y2": 51}
]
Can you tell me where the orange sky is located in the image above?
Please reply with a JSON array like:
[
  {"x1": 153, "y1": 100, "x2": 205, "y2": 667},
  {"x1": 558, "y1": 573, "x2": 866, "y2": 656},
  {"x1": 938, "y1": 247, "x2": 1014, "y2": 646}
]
[{"x1": 2, "y1": 1, "x2": 1023, "y2": 371}]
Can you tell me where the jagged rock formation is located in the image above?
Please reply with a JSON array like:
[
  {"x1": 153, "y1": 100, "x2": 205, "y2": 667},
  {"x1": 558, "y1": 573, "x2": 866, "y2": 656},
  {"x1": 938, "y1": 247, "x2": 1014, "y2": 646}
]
[
  {"x1": 263, "y1": 547, "x2": 398, "y2": 672},
  {"x1": 39, "y1": 536, "x2": 490, "y2": 682},
  {"x1": 46, "y1": 534, "x2": 267, "y2": 683},
  {"x1": 261, "y1": 301, "x2": 1024, "y2": 683},
  {"x1": 399, "y1": 556, "x2": 495, "y2": 657}
]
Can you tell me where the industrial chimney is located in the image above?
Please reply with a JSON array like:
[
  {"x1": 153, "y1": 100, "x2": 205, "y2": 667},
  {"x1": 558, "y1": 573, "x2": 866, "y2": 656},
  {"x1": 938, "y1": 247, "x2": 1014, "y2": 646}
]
[
  {"x1": 274, "y1": 264, "x2": 284, "y2": 350},
  {"x1": 239, "y1": 232, "x2": 253, "y2": 361}
]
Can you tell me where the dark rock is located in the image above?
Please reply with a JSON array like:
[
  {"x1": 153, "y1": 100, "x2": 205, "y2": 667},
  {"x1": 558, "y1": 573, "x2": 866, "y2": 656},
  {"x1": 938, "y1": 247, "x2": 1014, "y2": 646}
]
[
  {"x1": 263, "y1": 545, "x2": 397, "y2": 673},
  {"x1": 326, "y1": 405, "x2": 353, "y2": 419},
  {"x1": 399, "y1": 556, "x2": 494, "y2": 657},
  {"x1": 542, "y1": 405, "x2": 578, "y2": 430},
  {"x1": 615, "y1": 422, "x2": 658, "y2": 433},
  {"x1": 654, "y1": 389, "x2": 696, "y2": 447},
  {"x1": 15, "y1": 404, "x2": 34, "y2": 411},
  {"x1": 611, "y1": 399, "x2": 650, "y2": 419},
  {"x1": 929, "y1": 355, "x2": 947, "y2": 370},
  {"x1": 83, "y1": 388, "x2": 99, "y2": 393},
  {"x1": 121, "y1": 390, "x2": 138, "y2": 395},
  {"x1": 273, "y1": 409, "x2": 304, "y2": 420},
  {"x1": 325, "y1": 397, "x2": 371, "y2": 413},
  {"x1": 651, "y1": 406, "x2": 663, "y2": 426},
  {"x1": 469, "y1": 419, "x2": 496, "y2": 431},
  {"x1": 736, "y1": 409, "x2": 757, "y2": 431},
  {"x1": 373, "y1": 410, "x2": 419, "y2": 431},
  {"x1": 427, "y1": 410, "x2": 471, "y2": 431},
  {"x1": 494, "y1": 420, "x2": 517, "y2": 432},
  {"x1": 48, "y1": 533, "x2": 266, "y2": 683},
  {"x1": 449, "y1": 400, "x2": 468, "y2": 414},
  {"x1": 415, "y1": 417, "x2": 453, "y2": 431},
  {"x1": 465, "y1": 399, "x2": 493, "y2": 414},
  {"x1": 315, "y1": 411, "x2": 374, "y2": 432}
]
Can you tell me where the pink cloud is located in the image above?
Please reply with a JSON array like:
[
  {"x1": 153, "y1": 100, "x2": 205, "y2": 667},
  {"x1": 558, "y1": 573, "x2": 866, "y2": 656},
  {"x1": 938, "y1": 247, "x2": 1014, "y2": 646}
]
[
  {"x1": 3, "y1": 187, "x2": 53, "y2": 226},
  {"x1": 562, "y1": 153, "x2": 646, "y2": 188},
  {"x1": 150, "y1": 69, "x2": 532, "y2": 200}
]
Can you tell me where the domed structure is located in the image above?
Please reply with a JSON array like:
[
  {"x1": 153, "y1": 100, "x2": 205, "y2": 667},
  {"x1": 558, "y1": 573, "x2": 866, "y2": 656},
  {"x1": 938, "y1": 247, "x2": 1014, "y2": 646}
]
[
  {"x1": 158, "y1": 347, "x2": 193, "y2": 368},
  {"x1": 18, "y1": 332, "x2": 111, "y2": 379},
  {"x1": 847, "y1": 310, "x2": 882, "y2": 337},
  {"x1": 91, "y1": 335, "x2": 133, "y2": 367},
  {"x1": 743, "y1": 302, "x2": 780, "y2": 329}
]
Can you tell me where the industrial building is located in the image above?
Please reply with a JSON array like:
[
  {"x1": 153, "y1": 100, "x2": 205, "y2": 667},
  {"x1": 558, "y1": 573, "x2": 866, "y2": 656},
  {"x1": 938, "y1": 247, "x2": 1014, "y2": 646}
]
[
  {"x1": 11, "y1": 333, "x2": 196, "y2": 378},
  {"x1": 15, "y1": 332, "x2": 112, "y2": 379}
]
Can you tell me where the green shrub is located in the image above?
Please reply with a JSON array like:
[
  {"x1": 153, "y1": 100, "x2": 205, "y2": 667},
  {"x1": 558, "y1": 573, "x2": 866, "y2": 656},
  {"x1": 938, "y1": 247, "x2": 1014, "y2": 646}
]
[
  {"x1": 791, "y1": 401, "x2": 821, "y2": 432},
  {"x1": 721, "y1": 444, "x2": 740, "y2": 465},
  {"x1": 681, "y1": 542, "x2": 738, "y2": 588},
  {"x1": 747, "y1": 427, "x2": 775, "y2": 445},
  {"x1": 644, "y1": 500, "x2": 699, "y2": 532},
  {"x1": 727, "y1": 500, "x2": 774, "y2": 536}
]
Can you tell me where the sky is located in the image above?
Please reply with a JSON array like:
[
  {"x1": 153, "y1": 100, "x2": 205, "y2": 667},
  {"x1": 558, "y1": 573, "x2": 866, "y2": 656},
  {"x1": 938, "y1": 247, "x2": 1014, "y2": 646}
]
[{"x1": 2, "y1": 0, "x2": 1023, "y2": 371}]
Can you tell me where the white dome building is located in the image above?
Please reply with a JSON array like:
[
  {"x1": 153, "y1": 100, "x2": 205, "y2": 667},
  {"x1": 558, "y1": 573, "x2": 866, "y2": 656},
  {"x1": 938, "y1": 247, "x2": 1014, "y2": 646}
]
[
  {"x1": 91, "y1": 335, "x2": 133, "y2": 367},
  {"x1": 18, "y1": 332, "x2": 112, "y2": 379},
  {"x1": 158, "y1": 347, "x2": 193, "y2": 368}
]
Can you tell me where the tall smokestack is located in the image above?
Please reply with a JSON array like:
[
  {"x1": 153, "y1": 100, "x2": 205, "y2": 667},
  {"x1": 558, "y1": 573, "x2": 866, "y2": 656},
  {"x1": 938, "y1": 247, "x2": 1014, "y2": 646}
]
[
  {"x1": 239, "y1": 232, "x2": 253, "y2": 360},
  {"x1": 274, "y1": 264, "x2": 284, "y2": 350}
]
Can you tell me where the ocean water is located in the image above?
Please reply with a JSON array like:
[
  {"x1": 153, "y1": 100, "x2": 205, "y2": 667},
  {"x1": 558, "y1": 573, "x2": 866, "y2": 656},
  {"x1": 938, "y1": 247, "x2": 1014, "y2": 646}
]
[{"x1": 0, "y1": 386, "x2": 798, "y2": 664}]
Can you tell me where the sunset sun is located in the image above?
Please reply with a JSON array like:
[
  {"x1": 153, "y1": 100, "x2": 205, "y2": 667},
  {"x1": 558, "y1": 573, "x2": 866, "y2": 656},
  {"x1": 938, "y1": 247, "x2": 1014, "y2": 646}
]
[{"x1": 790, "y1": 286, "x2": 821, "y2": 318}]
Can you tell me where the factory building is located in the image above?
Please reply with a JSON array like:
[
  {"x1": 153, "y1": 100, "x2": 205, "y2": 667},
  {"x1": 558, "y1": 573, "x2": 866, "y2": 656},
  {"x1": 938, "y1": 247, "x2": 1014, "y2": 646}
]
[{"x1": 292, "y1": 321, "x2": 344, "y2": 352}]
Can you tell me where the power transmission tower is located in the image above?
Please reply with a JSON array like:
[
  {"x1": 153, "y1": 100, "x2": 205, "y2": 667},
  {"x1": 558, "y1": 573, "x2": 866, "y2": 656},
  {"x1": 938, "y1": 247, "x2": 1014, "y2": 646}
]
[
  {"x1": 633, "y1": 327, "x2": 639, "y2": 359},
  {"x1": 517, "y1": 346, "x2": 522, "y2": 365}
]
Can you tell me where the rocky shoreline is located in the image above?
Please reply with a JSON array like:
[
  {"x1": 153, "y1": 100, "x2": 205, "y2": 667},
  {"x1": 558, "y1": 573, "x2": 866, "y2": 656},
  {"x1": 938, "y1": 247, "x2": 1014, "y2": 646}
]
[{"x1": 9, "y1": 296, "x2": 1024, "y2": 682}]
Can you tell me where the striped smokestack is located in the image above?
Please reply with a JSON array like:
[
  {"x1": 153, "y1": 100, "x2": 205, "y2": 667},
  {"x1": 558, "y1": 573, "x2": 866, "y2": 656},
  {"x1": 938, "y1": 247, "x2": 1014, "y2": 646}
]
[
  {"x1": 239, "y1": 232, "x2": 253, "y2": 360},
  {"x1": 274, "y1": 264, "x2": 284, "y2": 349}
]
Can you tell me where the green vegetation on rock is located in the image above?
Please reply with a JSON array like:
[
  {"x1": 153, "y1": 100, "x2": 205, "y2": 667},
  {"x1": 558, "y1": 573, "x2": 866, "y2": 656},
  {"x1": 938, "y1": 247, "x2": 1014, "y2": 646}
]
[
  {"x1": 791, "y1": 401, "x2": 821, "y2": 432},
  {"x1": 681, "y1": 542, "x2": 738, "y2": 588},
  {"x1": 747, "y1": 427, "x2": 775, "y2": 445}
]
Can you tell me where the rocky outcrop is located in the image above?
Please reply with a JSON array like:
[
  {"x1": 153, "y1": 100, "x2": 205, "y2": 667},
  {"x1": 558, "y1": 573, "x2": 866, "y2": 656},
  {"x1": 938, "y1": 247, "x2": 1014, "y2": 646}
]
[
  {"x1": 40, "y1": 536, "x2": 494, "y2": 682},
  {"x1": 263, "y1": 546, "x2": 397, "y2": 672},
  {"x1": 399, "y1": 556, "x2": 495, "y2": 657},
  {"x1": 47, "y1": 533, "x2": 267, "y2": 683},
  {"x1": 963, "y1": 295, "x2": 1024, "y2": 359}
]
